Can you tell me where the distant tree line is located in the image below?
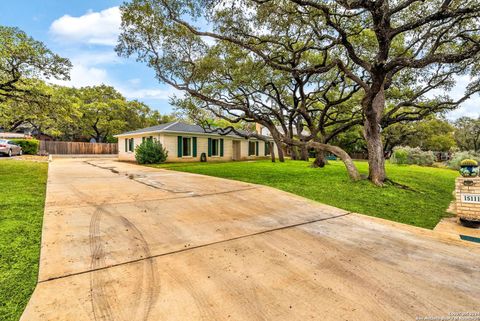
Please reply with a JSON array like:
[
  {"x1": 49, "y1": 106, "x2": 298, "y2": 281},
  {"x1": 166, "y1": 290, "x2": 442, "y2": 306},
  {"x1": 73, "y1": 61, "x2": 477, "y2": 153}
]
[
  {"x1": 0, "y1": 25, "x2": 174, "y2": 143},
  {"x1": 331, "y1": 114, "x2": 480, "y2": 156}
]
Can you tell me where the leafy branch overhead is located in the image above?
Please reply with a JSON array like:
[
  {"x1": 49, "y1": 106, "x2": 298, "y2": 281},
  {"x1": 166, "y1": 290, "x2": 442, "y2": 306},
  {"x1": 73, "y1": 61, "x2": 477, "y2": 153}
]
[
  {"x1": 117, "y1": 0, "x2": 480, "y2": 185},
  {"x1": 0, "y1": 26, "x2": 71, "y2": 101}
]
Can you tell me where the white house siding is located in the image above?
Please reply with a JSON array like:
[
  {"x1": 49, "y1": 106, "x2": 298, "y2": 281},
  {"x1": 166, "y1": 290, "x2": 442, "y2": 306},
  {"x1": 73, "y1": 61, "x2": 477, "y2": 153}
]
[
  {"x1": 163, "y1": 134, "x2": 234, "y2": 162},
  {"x1": 118, "y1": 133, "x2": 162, "y2": 162},
  {"x1": 118, "y1": 133, "x2": 273, "y2": 162}
]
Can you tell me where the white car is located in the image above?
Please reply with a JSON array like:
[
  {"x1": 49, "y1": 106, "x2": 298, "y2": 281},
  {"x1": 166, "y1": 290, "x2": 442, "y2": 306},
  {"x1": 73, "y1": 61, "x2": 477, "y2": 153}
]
[{"x1": 0, "y1": 139, "x2": 23, "y2": 157}]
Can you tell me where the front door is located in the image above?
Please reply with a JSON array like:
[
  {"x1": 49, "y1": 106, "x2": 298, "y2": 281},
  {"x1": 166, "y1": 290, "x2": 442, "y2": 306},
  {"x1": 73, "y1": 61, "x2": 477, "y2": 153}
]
[{"x1": 232, "y1": 141, "x2": 241, "y2": 160}]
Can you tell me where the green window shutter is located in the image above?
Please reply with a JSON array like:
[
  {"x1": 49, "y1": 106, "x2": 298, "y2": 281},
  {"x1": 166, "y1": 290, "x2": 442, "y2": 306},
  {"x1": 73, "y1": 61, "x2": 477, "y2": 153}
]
[
  {"x1": 177, "y1": 136, "x2": 183, "y2": 157},
  {"x1": 129, "y1": 138, "x2": 134, "y2": 152},
  {"x1": 220, "y1": 139, "x2": 224, "y2": 157},
  {"x1": 208, "y1": 138, "x2": 212, "y2": 157},
  {"x1": 192, "y1": 137, "x2": 197, "y2": 157},
  {"x1": 264, "y1": 141, "x2": 267, "y2": 156},
  {"x1": 255, "y1": 141, "x2": 259, "y2": 156},
  {"x1": 124, "y1": 139, "x2": 128, "y2": 152}
]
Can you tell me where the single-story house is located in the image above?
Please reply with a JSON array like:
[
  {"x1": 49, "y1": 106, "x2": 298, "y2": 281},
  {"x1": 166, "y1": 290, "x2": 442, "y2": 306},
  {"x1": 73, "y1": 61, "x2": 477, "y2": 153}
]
[{"x1": 115, "y1": 121, "x2": 275, "y2": 162}]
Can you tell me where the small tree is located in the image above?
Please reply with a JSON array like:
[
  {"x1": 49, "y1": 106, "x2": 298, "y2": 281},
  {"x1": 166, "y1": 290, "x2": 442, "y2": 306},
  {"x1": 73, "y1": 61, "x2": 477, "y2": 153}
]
[{"x1": 135, "y1": 139, "x2": 168, "y2": 164}]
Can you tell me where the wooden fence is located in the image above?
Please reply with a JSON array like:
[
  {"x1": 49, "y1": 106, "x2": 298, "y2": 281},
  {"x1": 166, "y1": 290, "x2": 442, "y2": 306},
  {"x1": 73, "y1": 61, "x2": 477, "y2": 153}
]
[{"x1": 39, "y1": 141, "x2": 118, "y2": 155}]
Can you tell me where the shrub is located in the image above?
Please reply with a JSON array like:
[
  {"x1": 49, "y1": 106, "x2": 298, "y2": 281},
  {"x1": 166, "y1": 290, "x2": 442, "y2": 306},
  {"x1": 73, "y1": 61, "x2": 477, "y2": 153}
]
[
  {"x1": 448, "y1": 151, "x2": 480, "y2": 170},
  {"x1": 390, "y1": 146, "x2": 435, "y2": 166},
  {"x1": 391, "y1": 148, "x2": 409, "y2": 165},
  {"x1": 9, "y1": 139, "x2": 39, "y2": 155},
  {"x1": 135, "y1": 138, "x2": 168, "y2": 164}
]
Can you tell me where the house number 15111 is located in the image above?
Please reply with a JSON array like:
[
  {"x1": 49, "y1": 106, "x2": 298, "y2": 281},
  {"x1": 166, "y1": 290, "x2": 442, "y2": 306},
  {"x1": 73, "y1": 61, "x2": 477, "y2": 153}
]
[{"x1": 462, "y1": 194, "x2": 480, "y2": 204}]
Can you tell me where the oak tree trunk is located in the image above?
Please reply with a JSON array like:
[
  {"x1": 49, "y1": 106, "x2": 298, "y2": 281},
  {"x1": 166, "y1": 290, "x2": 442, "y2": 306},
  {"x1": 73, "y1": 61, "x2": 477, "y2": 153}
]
[
  {"x1": 290, "y1": 146, "x2": 299, "y2": 160},
  {"x1": 286, "y1": 140, "x2": 361, "y2": 181},
  {"x1": 271, "y1": 135, "x2": 285, "y2": 162},
  {"x1": 277, "y1": 144, "x2": 285, "y2": 162},
  {"x1": 363, "y1": 88, "x2": 386, "y2": 186},
  {"x1": 300, "y1": 145, "x2": 309, "y2": 161},
  {"x1": 270, "y1": 142, "x2": 276, "y2": 162},
  {"x1": 312, "y1": 150, "x2": 328, "y2": 168}
]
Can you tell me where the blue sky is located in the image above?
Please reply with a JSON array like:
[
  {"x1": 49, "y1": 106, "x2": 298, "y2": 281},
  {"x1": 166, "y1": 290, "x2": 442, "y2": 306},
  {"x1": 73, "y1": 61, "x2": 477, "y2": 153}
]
[
  {"x1": 0, "y1": 0, "x2": 478, "y2": 119},
  {"x1": 0, "y1": 0, "x2": 176, "y2": 114}
]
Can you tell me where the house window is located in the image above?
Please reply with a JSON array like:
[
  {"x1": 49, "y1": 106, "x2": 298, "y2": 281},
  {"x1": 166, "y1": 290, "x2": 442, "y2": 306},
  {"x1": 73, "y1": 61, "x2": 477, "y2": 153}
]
[
  {"x1": 142, "y1": 136, "x2": 153, "y2": 143},
  {"x1": 211, "y1": 139, "x2": 219, "y2": 156},
  {"x1": 125, "y1": 138, "x2": 135, "y2": 152},
  {"x1": 265, "y1": 142, "x2": 271, "y2": 156},
  {"x1": 182, "y1": 137, "x2": 192, "y2": 156},
  {"x1": 128, "y1": 138, "x2": 134, "y2": 152},
  {"x1": 248, "y1": 141, "x2": 256, "y2": 156}
]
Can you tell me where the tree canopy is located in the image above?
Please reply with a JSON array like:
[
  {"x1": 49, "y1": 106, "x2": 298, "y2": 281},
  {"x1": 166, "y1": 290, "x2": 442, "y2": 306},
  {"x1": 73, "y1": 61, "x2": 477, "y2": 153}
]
[
  {"x1": 117, "y1": 0, "x2": 480, "y2": 185},
  {"x1": 0, "y1": 26, "x2": 71, "y2": 102},
  {"x1": 454, "y1": 116, "x2": 480, "y2": 152}
]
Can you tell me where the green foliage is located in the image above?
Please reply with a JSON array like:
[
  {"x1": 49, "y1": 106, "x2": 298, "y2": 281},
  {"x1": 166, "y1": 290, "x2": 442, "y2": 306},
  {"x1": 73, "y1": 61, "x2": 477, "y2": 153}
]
[
  {"x1": 0, "y1": 25, "x2": 71, "y2": 101},
  {"x1": 9, "y1": 139, "x2": 39, "y2": 155},
  {"x1": 448, "y1": 151, "x2": 480, "y2": 170},
  {"x1": 460, "y1": 159, "x2": 479, "y2": 167},
  {"x1": 0, "y1": 161, "x2": 47, "y2": 321},
  {"x1": 391, "y1": 148, "x2": 408, "y2": 165},
  {"x1": 390, "y1": 146, "x2": 435, "y2": 166},
  {"x1": 150, "y1": 160, "x2": 458, "y2": 229},
  {"x1": 454, "y1": 117, "x2": 480, "y2": 152},
  {"x1": 135, "y1": 139, "x2": 168, "y2": 164},
  {"x1": 382, "y1": 117, "x2": 456, "y2": 154}
]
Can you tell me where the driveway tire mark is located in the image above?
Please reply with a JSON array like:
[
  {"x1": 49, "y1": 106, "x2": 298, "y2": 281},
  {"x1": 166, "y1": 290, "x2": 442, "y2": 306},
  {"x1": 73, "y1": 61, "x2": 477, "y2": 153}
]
[
  {"x1": 89, "y1": 209, "x2": 159, "y2": 321},
  {"x1": 68, "y1": 179, "x2": 158, "y2": 321},
  {"x1": 118, "y1": 216, "x2": 159, "y2": 321}
]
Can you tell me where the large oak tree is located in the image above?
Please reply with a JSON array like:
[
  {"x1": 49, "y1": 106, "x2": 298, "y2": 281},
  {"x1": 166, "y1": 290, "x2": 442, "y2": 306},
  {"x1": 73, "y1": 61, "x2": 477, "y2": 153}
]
[{"x1": 117, "y1": 0, "x2": 480, "y2": 185}]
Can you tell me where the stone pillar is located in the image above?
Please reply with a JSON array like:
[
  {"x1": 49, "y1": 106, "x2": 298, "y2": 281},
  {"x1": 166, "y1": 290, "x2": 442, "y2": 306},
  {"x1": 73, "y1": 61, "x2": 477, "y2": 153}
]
[{"x1": 455, "y1": 177, "x2": 480, "y2": 222}]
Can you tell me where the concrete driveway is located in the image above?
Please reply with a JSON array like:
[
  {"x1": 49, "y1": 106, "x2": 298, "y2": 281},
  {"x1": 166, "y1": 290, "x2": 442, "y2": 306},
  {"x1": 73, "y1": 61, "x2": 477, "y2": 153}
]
[{"x1": 21, "y1": 158, "x2": 479, "y2": 321}]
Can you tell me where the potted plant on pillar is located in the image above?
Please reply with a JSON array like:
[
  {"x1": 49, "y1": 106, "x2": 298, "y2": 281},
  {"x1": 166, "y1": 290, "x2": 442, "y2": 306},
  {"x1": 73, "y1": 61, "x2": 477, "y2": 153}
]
[{"x1": 459, "y1": 159, "x2": 479, "y2": 177}]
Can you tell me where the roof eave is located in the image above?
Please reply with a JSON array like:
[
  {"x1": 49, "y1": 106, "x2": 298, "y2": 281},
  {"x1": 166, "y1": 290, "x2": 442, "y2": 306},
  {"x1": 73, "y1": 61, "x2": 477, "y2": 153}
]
[{"x1": 114, "y1": 130, "x2": 163, "y2": 138}]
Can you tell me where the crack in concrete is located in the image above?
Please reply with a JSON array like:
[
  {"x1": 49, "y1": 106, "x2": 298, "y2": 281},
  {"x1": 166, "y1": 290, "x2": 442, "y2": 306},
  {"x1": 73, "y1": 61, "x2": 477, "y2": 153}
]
[
  {"x1": 46, "y1": 186, "x2": 262, "y2": 210},
  {"x1": 85, "y1": 161, "x2": 192, "y2": 193},
  {"x1": 38, "y1": 212, "x2": 352, "y2": 284}
]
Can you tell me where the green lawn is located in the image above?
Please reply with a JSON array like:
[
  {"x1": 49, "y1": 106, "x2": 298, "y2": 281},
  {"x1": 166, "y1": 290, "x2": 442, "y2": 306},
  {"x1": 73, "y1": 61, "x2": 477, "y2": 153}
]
[
  {"x1": 0, "y1": 160, "x2": 48, "y2": 321},
  {"x1": 151, "y1": 160, "x2": 458, "y2": 229}
]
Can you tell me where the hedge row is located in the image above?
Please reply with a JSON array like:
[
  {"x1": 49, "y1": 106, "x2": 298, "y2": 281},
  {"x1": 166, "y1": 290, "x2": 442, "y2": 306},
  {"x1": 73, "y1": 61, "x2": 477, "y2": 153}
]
[
  {"x1": 9, "y1": 139, "x2": 40, "y2": 155},
  {"x1": 390, "y1": 146, "x2": 436, "y2": 166}
]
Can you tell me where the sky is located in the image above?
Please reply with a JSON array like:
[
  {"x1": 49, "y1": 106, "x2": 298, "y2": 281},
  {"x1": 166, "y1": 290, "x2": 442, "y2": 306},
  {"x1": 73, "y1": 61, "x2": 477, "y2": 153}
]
[
  {"x1": 0, "y1": 0, "x2": 478, "y2": 119},
  {"x1": 0, "y1": 0, "x2": 177, "y2": 114}
]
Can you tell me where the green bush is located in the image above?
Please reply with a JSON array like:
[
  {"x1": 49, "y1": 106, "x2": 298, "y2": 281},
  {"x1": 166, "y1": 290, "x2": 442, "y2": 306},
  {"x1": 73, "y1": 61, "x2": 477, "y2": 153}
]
[
  {"x1": 135, "y1": 139, "x2": 168, "y2": 164},
  {"x1": 448, "y1": 151, "x2": 480, "y2": 170},
  {"x1": 391, "y1": 148, "x2": 409, "y2": 165},
  {"x1": 9, "y1": 139, "x2": 39, "y2": 155},
  {"x1": 390, "y1": 146, "x2": 435, "y2": 166}
]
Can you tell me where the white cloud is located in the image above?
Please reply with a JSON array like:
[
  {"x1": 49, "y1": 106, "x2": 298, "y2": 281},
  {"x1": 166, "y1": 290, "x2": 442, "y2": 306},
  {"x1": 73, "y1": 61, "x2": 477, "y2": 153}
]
[
  {"x1": 49, "y1": 64, "x2": 109, "y2": 88},
  {"x1": 128, "y1": 78, "x2": 141, "y2": 86},
  {"x1": 71, "y1": 51, "x2": 122, "y2": 66},
  {"x1": 447, "y1": 100, "x2": 480, "y2": 120},
  {"x1": 445, "y1": 75, "x2": 480, "y2": 120},
  {"x1": 49, "y1": 7, "x2": 121, "y2": 46},
  {"x1": 426, "y1": 75, "x2": 479, "y2": 120},
  {"x1": 119, "y1": 86, "x2": 181, "y2": 101}
]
